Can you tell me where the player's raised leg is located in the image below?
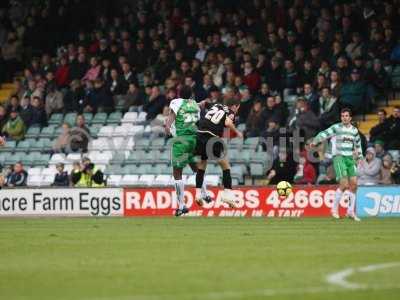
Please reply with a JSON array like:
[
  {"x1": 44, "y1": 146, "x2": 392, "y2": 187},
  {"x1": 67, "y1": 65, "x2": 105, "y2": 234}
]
[
  {"x1": 193, "y1": 160, "x2": 212, "y2": 206},
  {"x1": 218, "y1": 158, "x2": 236, "y2": 208}
]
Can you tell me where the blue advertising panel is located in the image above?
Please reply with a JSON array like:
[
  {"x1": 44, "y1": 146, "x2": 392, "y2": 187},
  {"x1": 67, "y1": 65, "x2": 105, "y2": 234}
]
[{"x1": 357, "y1": 186, "x2": 400, "y2": 217}]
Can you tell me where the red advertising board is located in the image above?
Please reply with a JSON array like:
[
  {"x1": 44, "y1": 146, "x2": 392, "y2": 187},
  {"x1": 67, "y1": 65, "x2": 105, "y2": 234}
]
[{"x1": 123, "y1": 186, "x2": 349, "y2": 217}]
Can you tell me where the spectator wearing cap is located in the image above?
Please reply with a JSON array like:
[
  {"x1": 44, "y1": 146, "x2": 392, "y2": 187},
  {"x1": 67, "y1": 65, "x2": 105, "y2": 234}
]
[
  {"x1": 339, "y1": 68, "x2": 367, "y2": 112},
  {"x1": 358, "y1": 147, "x2": 381, "y2": 185},
  {"x1": 2, "y1": 108, "x2": 25, "y2": 141},
  {"x1": 52, "y1": 163, "x2": 69, "y2": 186}
]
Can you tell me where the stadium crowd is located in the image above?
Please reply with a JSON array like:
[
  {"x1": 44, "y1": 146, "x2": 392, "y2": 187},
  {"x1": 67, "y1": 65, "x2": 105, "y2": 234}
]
[{"x1": 1, "y1": 0, "x2": 400, "y2": 187}]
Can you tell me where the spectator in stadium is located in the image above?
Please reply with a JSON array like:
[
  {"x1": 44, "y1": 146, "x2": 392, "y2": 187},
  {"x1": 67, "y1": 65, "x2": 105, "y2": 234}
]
[
  {"x1": 91, "y1": 78, "x2": 114, "y2": 113},
  {"x1": 329, "y1": 70, "x2": 342, "y2": 98},
  {"x1": 6, "y1": 95, "x2": 21, "y2": 115},
  {"x1": 19, "y1": 96, "x2": 33, "y2": 127},
  {"x1": 289, "y1": 98, "x2": 320, "y2": 142},
  {"x1": 373, "y1": 140, "x2": 386, "y2": 160},
  {"x1": 1, "y1": 31, "x2": 21, "y2": 81},
  {"x1": 64, "y1": 80, "x2": 85, "y2": 112},
  {"x1": 52, "y1": 163, "x2": 70, "y2": 186},
  {"x1": 71, "y1": 157, "x2": 105, "y2": 187},
  {"x1": 340, "y1": 69, "x2": 367, "y2": 112},
  {"x1": 380, "y1": 153, "x2": 394, "y2": 185},
  {"x1": 365, "y1": 59, "x2": 389, "y2": 101},
  {"x1": 53, "y1": 123, "x2": 71, "y2": 153},
  {"x1": 30, "y1": 96, "x2": 47, "y2": 127},
  {"x1": 45, "y1": 84, "x2": 64, "y2": 116},
  {"x1": 303, "y1": 83, "x2": 319, "y2": 116},
  {"x1": 6, "y1": 162, "x2": 27, "y2": 187},
  {"x1": 54, "y1": 56, "x2": 70, "y2": 88},
  {"x1": 107, "y1": 68, "x2": 126, "y2": 96},
  {"x1": 245, "y1": 101, "x2": 265, "y2": 137},
  {"x1": 319, "y1": 87, "x2": 340, "y2": 130},
  {"x1": 2, "y1": 108, "x2": 25, "y2": 141},
  {"x1": 358, "y1": 147, "x2": 382, "y2": 185},
  {"x1": 143, "y1": 85, "x2": 166, "y2": 121},
  {"x1": 70, "y1": 114, "x2": 90, "y2": 153},
  {"x1": 266, "y1": 151, "x2": 297, "y2": 185},
  {"x1": 385, "y1": 106, "x2": 400, "y2": 150},
  {"x1": 293, "y1": 151, "x2": 316, "y2": 185},
  {"x1": 82, "y1": 56, "x2": 101, "y2": 82},
  {"x1": 125, "y1": 82, "x2": 145, "y2": 112},
  {"x1": 369, "y1": 109, "x2": 389, "y2": 144}
]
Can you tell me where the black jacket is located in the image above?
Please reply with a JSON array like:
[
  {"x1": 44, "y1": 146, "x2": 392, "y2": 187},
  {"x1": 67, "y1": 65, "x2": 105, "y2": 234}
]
[
  {"x1": 52, "y1": 171, "x2": 70, "y2": 186},
  {"x1": 8, "y1": 171, "x2": 28, "y2": 187}
]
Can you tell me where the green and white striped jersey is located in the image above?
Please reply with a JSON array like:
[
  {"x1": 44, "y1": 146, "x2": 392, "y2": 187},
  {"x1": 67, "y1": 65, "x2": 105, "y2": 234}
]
[{"x1": 313, "y1": 123, "x2": 363, "y2": 159}]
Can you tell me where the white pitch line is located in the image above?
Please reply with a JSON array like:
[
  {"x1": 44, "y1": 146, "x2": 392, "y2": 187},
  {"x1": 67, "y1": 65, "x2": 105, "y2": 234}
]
[{"x1": 326, "y1": 262, "x2": 400, "y2": 289}]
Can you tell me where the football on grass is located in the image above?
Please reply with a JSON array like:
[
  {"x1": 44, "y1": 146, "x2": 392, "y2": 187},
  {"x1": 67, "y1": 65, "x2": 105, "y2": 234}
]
[{"x1": 276, "y1": 181, "x2": 293, "y2": 198}]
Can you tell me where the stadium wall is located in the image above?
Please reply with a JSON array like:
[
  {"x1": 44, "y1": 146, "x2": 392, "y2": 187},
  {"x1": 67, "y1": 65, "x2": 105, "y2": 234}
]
[{"x1": 0, "y1": 186, "x2": 398, "y2": 217}]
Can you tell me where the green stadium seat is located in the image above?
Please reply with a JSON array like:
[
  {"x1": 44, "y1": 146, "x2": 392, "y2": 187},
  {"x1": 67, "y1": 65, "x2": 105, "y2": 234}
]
[
  {"x1": 228, "y1": 138, "x2": 243, "y2": 150},
  {"x1": 91, "y1": 112, "x2": 108, "y2": 125},
  {"x1": 133, "y1": 164, "x2": 153, "y2": 175},
  {"x1": 32, "y1": 138, "x2": 53, "y2": 152},
  {"x1": 31, "y1": 152, "x2": 51, "y2": 166},
  {"x1": 243, "y1": 137, "x2": 259, "y2": 149},
  {"x1": 0, "y1": 140, "x2": 16, "y2": 152},
  {"x1": 249, "y1": 163, "x2": 265, "y2": 176},
  {"x1": 21, "y1": 152, "x2": 35, "y2": 165},
  {"x1": 39, "y1": 126, "x2": 56, "y2": 139},
  {"x1": 89, "y1": 125, "x2": 102, "y2": 138},
  {"x1": 5, "y1": 152, "x2": 24, "y2": 165},
  {"x1": 206, "y1": 164, "x2": 220, "y2": 175},
  {"x1": 115, "y1": 96, "x2": 126, "y2": 112},
  {"x1": 109, "y1": 152, "x2": 126, "y2": 165},
  {"x1": 15, "y1": 139, "x2": 35, "y2": 152},
  {"x1": 48, "y1": 113, "x2": 64, "y2": 125},
  {"x1": 125, "y1": 150, "x2": 146, "y2": 164},
  {"x1": 64, "y1": 112, "x2": 77, "y2": 126},
  {"x1": 134, "y1": 138, "x2": 150, "y2": 150},
  {"x1": 104, "y1": 164, "x2": 123, "y2": 176},
  {"x1": 150, "y1": 138, "x2": 165, "y2": 149},
  {"x1": 0, "y1": 153, "x2": 7, "y2": 164},
  {"x1": 121, "y1": 165, "x2": 136, "y2": 175},
  {"x1": 83, "y1": 113, "x2": 93, "y2": 124},
  {"x1": 154, "y1": 163, "x2": 169, "y2": 174},
  {"x1": 25, "y1": 126, "x2": 41, "y2": 139},
  {"x1": 231, "y1": 165, "x2": 244, "y2": 182},
  {"x1": 107, "y1": 112, "x2": 123, "y2": 124}
]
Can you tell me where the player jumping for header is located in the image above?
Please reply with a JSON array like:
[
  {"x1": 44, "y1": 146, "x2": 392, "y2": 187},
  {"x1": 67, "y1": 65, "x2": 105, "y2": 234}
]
[
  {"x1": 310, "y1": 108, "x2": 363, "y2": 221},
  {"x1": 165, "y1": 85, "x2": 209, "y2": 217},
  {"x1": 195, "y1": 98, "x2": 243, "y2": 208}
]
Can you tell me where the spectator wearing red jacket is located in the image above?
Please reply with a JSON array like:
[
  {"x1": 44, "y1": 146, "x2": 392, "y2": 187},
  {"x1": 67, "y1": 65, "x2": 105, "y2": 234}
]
[
  {"x1": 243, "y1": 62, "x2": 261, "y2": 94},
  {"x1": 294, "y1": 151, "x2": 316, "y2": 184},
  {"x1": 55, "y1": 57, "x2": 70, "y2": 88}
]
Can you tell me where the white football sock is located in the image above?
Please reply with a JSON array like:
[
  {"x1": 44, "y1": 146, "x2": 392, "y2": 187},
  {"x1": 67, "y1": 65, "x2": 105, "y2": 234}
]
[
  {"x1": 347, "y1": 191, "x2": 356, "y2": 216},
  {"x1": 333, "y1": 188, "x2": 343, "y2": 213},
  {"x1": 201, "y1": 182, "x2": 208, "y2": 198},
  {"x1": 174, "y1": 180, "x2": 185, "y2": 210}
]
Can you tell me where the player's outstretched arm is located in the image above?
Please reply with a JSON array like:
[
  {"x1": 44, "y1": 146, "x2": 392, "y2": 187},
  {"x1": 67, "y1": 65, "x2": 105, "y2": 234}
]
[
  {"x1": 225, "y1": 117, "x2": 243, "y2": 138},
  {"x1": 311, "y1": 124, "x2": 336, "y2": 147}
]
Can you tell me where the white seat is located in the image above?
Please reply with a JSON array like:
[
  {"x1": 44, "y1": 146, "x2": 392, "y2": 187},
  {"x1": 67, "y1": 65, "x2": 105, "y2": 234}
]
[
  {"x1": 138, "y1": 174, "x2": 155, "y2": 186},
  {"x1": 41, "y1": 175, "x2": 55, "y2": 186},
  {"x1": 120, "y1": 174, "x2": 140, "y2": 185},
  {"x1": 112, "y1": 137, "x2": 134, "y2": 150},
  {"x1": 28, "y1": 167, "x2": 42, "y2": 176},
  {"x1": 107, "y1": 175, "x2": 122, "y2": 186},
  {"x1": 66, "y1": 153, "x2": 82, "y2": 162},
  {"x1": 28, "y1": 175, "x2": 44, "y2": 187},
  {"x1": 154, "y1": 175, "x2": 173, "y2": 186},
  {"x1": 89, "y1": 138, "x2": 110, "y2": 151},
  {"x1": 49, "y1": 153, "x2": 67, "y2": 165},
  {"x1": 137, "y1": 112, "x2": 147, "y2": 122},
  {"x1": 128, "y1": 125, "x2": 145, "y2": 136},
  {"x1": 205, "y1": 175, "x2": 220, "y2": 186},
  {"x1": 98, "y1": 125, "x2": 115, "y2": 137},
  {"x1": 144, "y1": 125, "x2": 152, "y2": 133},
  {"x1": 121, "y1": 112, "x2": 138, "y2": 123},
  {"x1": 112, "y1": 126, "x2": 129, "y2": 137},
  {"x1": 41, "y1": 167, "x2": 57, "y2": 177},
  {"x1": 88, "y1": 151, "x2": 113, "y2": 164}
]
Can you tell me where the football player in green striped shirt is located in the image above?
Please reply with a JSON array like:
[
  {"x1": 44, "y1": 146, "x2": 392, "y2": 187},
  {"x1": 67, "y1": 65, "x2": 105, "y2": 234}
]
[
  {"x1": 165, "y1": 85, "x2": 208, "y2": 216},
  {"x1": 311, "y1": 108, "x2": 363, "y2": 221}
]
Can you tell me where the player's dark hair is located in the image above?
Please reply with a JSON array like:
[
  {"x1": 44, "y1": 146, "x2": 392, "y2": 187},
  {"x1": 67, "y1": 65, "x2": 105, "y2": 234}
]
[
  {"x1": 180, "y1": 85, "x2": 192, "y2": 99},
  {"x1": 225, "y1": 98, "x2": 240, "y2": 107},
  {"x1": 341, "y1": 107, "x2": 352, "y2": 116}
]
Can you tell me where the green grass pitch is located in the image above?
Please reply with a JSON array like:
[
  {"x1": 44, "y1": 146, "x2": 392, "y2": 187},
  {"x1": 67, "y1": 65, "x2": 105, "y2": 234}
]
[{"x1": 1, "y1": 218, "x2": 400, "y2": 300}]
